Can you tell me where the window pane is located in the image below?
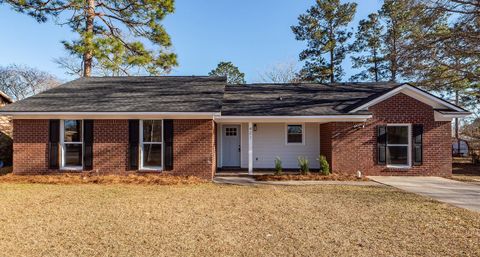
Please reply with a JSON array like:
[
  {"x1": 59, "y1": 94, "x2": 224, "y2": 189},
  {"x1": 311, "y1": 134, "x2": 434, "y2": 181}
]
[
  {"x1": 387, "y1": 126, "x2": 408, "y2": 144},
  {"x1": 143, "y1": 144, "x2": 162, "y2": 167},
  {"x1": 143, "y1": 120, "x2": 162, "y2": 142},
  {"x1": 387, "y1": 146, "x2": 408, "y2": 165},
  {"x1": 64, "y1": 120, "x2": 82, "y2": 142},
  {"x1": 288, "y1": 134, "x2": 302, "y2": 143},
  {"x1": 287, "y1": 125, "x2": 303, "y2": 143},
  {"x1": 64, "y1": 144, "x2": 82, "y2": 166},
  {"x1": 288, "y1": 125, "x2": 302, "y2": 134}
]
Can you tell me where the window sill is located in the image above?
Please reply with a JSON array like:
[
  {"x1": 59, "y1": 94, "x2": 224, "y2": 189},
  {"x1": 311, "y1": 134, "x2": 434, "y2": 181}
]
[
  {"x1": 60, "y1": 166, "x2": 83, "y2": 171},
  {"x1": 138, "y1": 167, "x2": 163, "y2": 172},
  {"x1": 386, "y1": 165, "x2": 411, "y2": 170}
]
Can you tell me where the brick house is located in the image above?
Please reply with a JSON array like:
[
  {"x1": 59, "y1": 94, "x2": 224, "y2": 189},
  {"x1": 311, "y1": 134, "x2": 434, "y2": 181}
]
[{"x1": 0, "y1": 76, "x2": 470, "y2": 179}]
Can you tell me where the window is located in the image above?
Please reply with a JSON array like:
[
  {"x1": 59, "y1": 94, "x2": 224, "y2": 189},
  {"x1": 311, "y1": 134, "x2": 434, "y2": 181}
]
[
  {"x1": 286, "y1": 124, "x2": 304, "y2": 144},
  {"x1": 225, "y1": 127, "x2": 237, "y2": 136},
  {"x1": 140, "y1": 120, "x2": 163, "y2": 170},
  {"x1": 386, "y1": 125, "x2": 411, "y2": 167},
  {"x1": 61, "y1": 120, "x2": 83, "y2": 169}
]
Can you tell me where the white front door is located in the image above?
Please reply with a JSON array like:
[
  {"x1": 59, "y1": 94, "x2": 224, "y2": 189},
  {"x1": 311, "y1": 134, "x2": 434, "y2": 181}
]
[{"x1": 222, "y1": 125, "x2": 241, "y2": 167}]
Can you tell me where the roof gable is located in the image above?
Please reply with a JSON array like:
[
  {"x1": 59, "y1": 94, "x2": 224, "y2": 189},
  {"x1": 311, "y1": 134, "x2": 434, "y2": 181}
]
[{"x1": 347, "y1": 83, "x2": 468, "y2": 113}]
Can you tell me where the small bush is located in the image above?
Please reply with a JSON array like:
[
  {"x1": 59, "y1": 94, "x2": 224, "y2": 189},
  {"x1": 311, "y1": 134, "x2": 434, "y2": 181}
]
[
  {"x1": 297, "y1": 156, "x2": 309, "y2": 175},
  {"x1": 317, "y1": 155, "x2": 330, "y2": 175},
  {"x1": 274, "y1": 157, "x2": 283, "y2": 175}
]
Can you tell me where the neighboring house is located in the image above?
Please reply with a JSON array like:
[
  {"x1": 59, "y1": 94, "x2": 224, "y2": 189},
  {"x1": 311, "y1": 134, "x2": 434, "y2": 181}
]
[
  {"x1": 452, "y1": 138, "x2": 469, "y2": 157},
  {"x1": 0, "y1": 76, "x2": 470, "y2": 179},
  {"x1": 0, "y1": 91, "x2": 14, "y2": 165}
]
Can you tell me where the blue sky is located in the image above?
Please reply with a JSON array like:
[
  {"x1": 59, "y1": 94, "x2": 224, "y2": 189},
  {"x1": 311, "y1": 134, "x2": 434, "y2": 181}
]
[{"x1": 0, "y1": 0, "x2": 382, "y2": 82}]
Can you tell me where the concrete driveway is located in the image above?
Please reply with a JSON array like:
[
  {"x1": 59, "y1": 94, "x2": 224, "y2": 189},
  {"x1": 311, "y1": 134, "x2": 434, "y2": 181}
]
[{"x1": 369, "y1": 176, "x2": 480, "y2": 212}]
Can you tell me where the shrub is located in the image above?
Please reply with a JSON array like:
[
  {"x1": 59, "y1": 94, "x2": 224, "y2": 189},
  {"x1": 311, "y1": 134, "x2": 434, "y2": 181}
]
[
  {"x1": 317, "y1": 155, "x2": 330, "y2": 175},
  {"x1": 297, "y1": 156, "x2": 309, "y2": 175},
  {"x1": 274, "y1": 157, "x2": 283, "y2": 175}
]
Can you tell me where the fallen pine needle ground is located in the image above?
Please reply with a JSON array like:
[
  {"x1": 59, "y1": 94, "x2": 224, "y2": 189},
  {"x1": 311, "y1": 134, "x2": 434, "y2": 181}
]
[
  {"x1": 0, "y1": 173, "x2": 206, "y2": 185},
  {"x1": 254, "y1": 173, "x2": 369, "y2": 181}
]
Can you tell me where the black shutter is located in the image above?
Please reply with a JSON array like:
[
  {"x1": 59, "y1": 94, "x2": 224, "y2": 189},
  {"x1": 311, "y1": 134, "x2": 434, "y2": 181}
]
[
  {"x1": 128, "y1": 120, "x2": 139, "y2": 170},
  {"x1": 83, "y1": 120, "x2": 94, "y2": 170},
  {"x1": 412, "y1": 124, "x2": 423, "y2": 166},
  {"x1": 377, "y1": 125, "x2": 387, "y2": 165},
  {"x1": 164, "y1": 119, "x2": 174, "y2": 171},
  {"x1": 48, "y1": 120, "x2": 60, "y2": 169}
]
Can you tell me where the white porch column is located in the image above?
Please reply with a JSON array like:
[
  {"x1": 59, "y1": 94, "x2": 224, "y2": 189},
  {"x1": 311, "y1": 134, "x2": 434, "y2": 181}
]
[{"x1": 248, "y1": 122, "x2": 253, "y2": 175}]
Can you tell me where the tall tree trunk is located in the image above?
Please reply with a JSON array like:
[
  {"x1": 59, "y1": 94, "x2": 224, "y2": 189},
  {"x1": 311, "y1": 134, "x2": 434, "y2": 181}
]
[
  {"x1": 390, "y1": 23, "x2": 397, "y2": 82},
  {"x1": 330, "y1": 49, "x2": 334, "y2": 83},
  {"x1": 328, "y1": 22, "x2": 335, "y2": 83},
  {"x1": 83, "y1": 0, "x2": 95, "y2": 77},
  {"x1": 373, "y1": 48, "x2": 379, "y2": 82},
  {"x1": 455, "y1": 90, "x2": 460, "y2": 155}
]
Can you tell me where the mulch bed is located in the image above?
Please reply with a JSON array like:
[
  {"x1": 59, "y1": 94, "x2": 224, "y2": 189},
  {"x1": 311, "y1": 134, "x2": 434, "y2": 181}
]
[
  {"x1": 253, "y1": 173, "x2": 369, "y2": 181},
  {"x1": 0, "y1": 173, "x2": 206, "y2": 185}
]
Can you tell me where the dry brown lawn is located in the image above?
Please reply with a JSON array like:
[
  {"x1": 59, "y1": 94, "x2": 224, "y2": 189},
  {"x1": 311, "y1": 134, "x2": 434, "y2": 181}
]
[{"x1": 0, "y1": 183, "x2": 479, "y2": 256}]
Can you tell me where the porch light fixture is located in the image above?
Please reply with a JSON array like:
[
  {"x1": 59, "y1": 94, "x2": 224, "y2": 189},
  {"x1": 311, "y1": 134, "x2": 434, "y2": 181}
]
[{"x1": 253, "y1": 124, "x2": 257, "y2": 131}]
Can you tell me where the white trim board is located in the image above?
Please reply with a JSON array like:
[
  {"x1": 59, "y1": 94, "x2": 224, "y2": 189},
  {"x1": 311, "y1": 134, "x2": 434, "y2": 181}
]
[
  {"x1": 434, "y1": 111, "x2": 470, "y2": 121},
  {"x1": 214, "y1": 115, "x2": 372, "y2": 123},
  {"x1": 349, "y1": 84, "x2": 468, "y2": 113},
  {"x1": 3, "y1": 112, "x2": 220, "y2": 120}
]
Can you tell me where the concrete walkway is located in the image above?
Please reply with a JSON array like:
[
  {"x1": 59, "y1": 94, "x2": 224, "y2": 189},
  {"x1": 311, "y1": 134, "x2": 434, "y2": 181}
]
[
  {"x1": 369, "y1": 176, "x2": 480, "y2": 212},
  {"x1": 213, "y1": 176, "x2": 380, "y2": 186}
]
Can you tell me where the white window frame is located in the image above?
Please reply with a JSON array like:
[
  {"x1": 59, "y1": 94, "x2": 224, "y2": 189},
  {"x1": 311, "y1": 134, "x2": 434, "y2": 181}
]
[
  {"x1": 139, "y1": 120, "x2": 164, "y2": 171},
  {"x1": 386, "y1": 123, "x2": 412, "y2": 168},
  {"x1": 285, "y1": 123, "x2": 305, "y2": 145},
  {"x1": 60, "y1": 119, "x2": 83, "y2": 170}
]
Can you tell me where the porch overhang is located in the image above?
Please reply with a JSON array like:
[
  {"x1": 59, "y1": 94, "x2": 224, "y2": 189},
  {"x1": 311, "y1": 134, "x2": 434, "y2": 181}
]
[
  {"x1": 214, "y1": 115, "x2": 373, "y2": 123},
  {"x1": 434, "y1": 110, "x2": 471, "y2": 121}
]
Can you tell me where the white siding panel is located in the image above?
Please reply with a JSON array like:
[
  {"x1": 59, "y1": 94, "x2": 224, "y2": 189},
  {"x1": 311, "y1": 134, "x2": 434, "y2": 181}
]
[{"x1": 244, "y1": 123, "x2": 320, "y2": 169}]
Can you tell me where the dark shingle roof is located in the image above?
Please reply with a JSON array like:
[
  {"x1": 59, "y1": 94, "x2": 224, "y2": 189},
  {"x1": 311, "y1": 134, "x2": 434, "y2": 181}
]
[
  {"x1": 221, "y1": 82, "x2": 401, "y2": 116},
  {"x1": 2, "y1": 78, "x2": 462, "y2": 116},
  {"x1": 1, "y1": 76, "x2": 226, "y2": 112}
]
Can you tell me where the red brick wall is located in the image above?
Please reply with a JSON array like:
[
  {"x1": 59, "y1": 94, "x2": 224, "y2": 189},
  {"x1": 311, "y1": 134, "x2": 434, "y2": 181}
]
[
  {"x1": 93, "y1": 120, "x2": 129, "y2": 173},
  {"x1": 319, "y1": 123, "x2": 333, "y2": 167},
  {"x1": 12, "y1": 119, "x2": 50, "y2": 174},
  {"x1": 12, "y1": 119, "x2": 217, "y2": 179},
  {"x1": 165, "y1": 119, "x2": 216, "y2": 179},
  {"x1": 320, "y1": 93, "x2": 452, "y2": 176}
]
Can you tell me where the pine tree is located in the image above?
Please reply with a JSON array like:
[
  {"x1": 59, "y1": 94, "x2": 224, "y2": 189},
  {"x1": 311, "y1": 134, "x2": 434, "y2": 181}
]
[
  {"x1": 3, "y1": 0, "x2": 178, "y2": 77},
  {"x1": 350, "y1": 13, "x2": 388, "y2": 82},
  {"x1": 378, "y1": 0, "x2": 416, "y2": 82},
  {"x1": 209, "y1": 62, "x2": 246, "y2": 85},
  {"x1": 291, "y1": 0, "x2": 357, "y2": 83},
  {"x1": 406, "y1": 0, "x2": 479, "y2": 102}
]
